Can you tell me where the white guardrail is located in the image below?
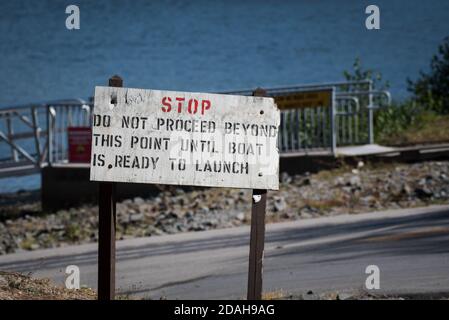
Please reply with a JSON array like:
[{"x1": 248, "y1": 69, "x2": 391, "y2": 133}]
[{"x1": 0, "y1": 80, "x2": 390, "y2": 178}]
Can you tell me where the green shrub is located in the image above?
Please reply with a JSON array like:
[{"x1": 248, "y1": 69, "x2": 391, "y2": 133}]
[
  {"x1": 343, "y1": 51, "x2": 449, "y2": 144},
  {"x1": 374, "y1": 100, "x2": 423, "y2": 142},
  {"x1": 343, "y1": 57, "x2": 389, "y2": 91},
  {"x1": 408, "y1": 37, "x2": 449, "y2": 114}
]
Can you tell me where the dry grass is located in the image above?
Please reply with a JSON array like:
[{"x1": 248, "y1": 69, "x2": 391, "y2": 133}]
[
  {"x1": 382, "y1": 114, "x2": 449, "y2": 146},
  {"x1": 262, "y1": 290, "x2": 286, "y2": 300},
  {"x1": 0, "y1": 271, "x2": 96, "y2": 300},
  {"x1": 263, "y1": 289, "x2": 449, "y2": 300},
  {"x1": 397, "y1": 115, "x2": 449, "y2": 145}
]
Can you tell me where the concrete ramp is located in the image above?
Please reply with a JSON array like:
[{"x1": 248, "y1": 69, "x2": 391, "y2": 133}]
[{"x1": 337, "y1": 144, "x2": 395, "y2": 156}]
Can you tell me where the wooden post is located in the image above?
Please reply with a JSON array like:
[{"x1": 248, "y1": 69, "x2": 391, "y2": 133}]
[
  {"x1": 97, "y1": 75, "x2": 122, "y2": 300},
  {"x1": 247, "y1": 88, "x2": 268, "y2": 300}
]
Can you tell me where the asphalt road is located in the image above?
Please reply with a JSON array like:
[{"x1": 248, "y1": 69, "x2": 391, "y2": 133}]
[{"x1": 1, "y1": 205, "x2": 449, "y2": 299}]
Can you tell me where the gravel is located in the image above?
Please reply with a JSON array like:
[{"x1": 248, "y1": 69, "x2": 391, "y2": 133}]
[
  {"x1": 1, "y1": 160, "x2": 449, "y2": 255},
  {"x1": 0, "y1": 271, "x2": 96, "y2": 300}
]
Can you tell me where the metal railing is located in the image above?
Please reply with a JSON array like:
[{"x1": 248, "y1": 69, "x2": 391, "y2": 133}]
[
  {"x1": 0, "y1": 80, "x2": 391, "y2": 178},
  {"x1": 46, "y1": 100, "x2": 91, "y2": 164},
  {"x1": 0, "y1": 99, "x2": 91, "y2": 177},
  {"x1": 226, "y1": 80, "x2": 391, "y2": 154},
  {"x1": 277, "y1": 99, "x2": 335, "y2": 153},
  {"x1": 0, "y1": 103, "x2": 47, "y2": 177}
]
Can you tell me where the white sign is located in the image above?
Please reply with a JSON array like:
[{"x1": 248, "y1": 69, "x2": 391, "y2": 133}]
[{"x1": 90, "y1": 87, "x2": 280, "y2": 190}]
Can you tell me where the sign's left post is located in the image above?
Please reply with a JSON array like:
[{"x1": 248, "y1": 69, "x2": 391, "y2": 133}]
[{"x1": 97, "y1": 75, "x2": 122, "y2": 300}]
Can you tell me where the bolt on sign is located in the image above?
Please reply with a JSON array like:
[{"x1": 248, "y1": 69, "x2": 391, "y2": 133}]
[
  {"x1": 90, "y1": 87, "x2": 280, "y2": 190},
  {"x1": 273, "y1": 88, "x2": 333, "y2": 110}
]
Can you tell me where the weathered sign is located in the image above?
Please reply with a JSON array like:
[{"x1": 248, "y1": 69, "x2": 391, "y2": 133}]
[
  {"x1": 90, "y1": 87, "x2": 280, "y2": 190},
  {"x1": 273, "y1": 88, "x2": 333, "y2": 110}
]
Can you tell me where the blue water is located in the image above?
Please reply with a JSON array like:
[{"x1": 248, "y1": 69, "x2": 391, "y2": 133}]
[{"x1": 0, "y1": 0, "x2": 448, "y2": 192}]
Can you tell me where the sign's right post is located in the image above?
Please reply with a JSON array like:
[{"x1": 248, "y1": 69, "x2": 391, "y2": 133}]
[{"x1": 247, "y1": 88, "x2": 268, "y2": 300}]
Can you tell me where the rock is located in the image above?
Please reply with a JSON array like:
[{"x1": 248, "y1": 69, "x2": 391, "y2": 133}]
[
  {"x1": 402, "y1": 183, "x2": 413, "y2": 196},
  {"x1": 129, "y1": 213, "x2": 144, "y2": 223},
  {"x1": 175, "y1": 188, "x2": 185, "y2": 195},
  {"x1": 281, "y1": 211, "x2": 294, "y2": 219},
  {"x1": 200, "y1": 206, "x2": 210, "y2": 214},
  {"x1": 415, "y1": 187, "x2": 433, "y2": 199},
  {"x1": 418, "y1": 178, "x2": 427, "y2": 186},
  {"x1": 133, "y1": 197, "x2": 145, "y2": 204},
  {"x1": 174, "y1": 224, "x2": 186, "y2": 232},
  {"x1": 337, "y1": 293, "x2": 353, "y2": 300},
  {"x1": 189, "y1": 223, "x2": 206, "y2": 231},
  {"x1": 281, "y1": 172, "x2": 292, "y2": 184},
  {"x1": 300, "y1": 177, "x2": 311, "y2": 186},
  {"x1": 273, "y1": 198, "x2": 287, "y2": 212},
  {"x1": 122, "y1": 199, "x2": 133, "y2": 205},
  {"x1": 154, "y1": 197, "x2": 162, "y2": 204},
  {"x1": 390, "y1": 202, "x2": 401, "y2": 209},
  {"x1": 300, "y1": 211, "x2": 313, "y2": 219},
  {"x1": 334, "y1": 177, "x2": 345, "y2": 186},
  {"x1": 349, "y1": 175, "x2": 361, "y2": 187},
  {"x1": 167, "y1": 211, "x2": 180, "y2": 219},
  {"x1": 137, "y1": 204, "x2": 150, "y2": 213},
  {"x1": 236, "y1": 212, "x2": 245, "y2": 221},
  {"x1": 202, "y1": 219, "x2": 218, "y2": 228},
  {"x1": 0, "y1": 274, "x2": 8, "y2": 287},
  {"x1": 359, "y1": 196, "x2": 375, "y2": 207},
  {"x1": 145, "y1": 225, "x2": 164, "y2": 236},
  {"x1": 0, "y1": 223, "x2": 17, "y2": 254}
]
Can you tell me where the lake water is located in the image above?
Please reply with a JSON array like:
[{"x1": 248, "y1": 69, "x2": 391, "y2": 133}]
[{"x1": 0, "y1": 0, "x2": 448, "y2": 192}]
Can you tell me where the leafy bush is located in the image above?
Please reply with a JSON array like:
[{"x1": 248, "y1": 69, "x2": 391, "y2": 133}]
[
  {"x1": 343, "y1": 44, "x2": 449, "y2": 145},
  {"x1": 372, "y1": 102, "x2": 449, "y2": 145},
  {"x1": 342, "y1": 55, "x2": 449, "y2": 145},
  {"x1": 343, "y1": 58, "x2": 409, "y2": 141},
  {"x1": 408, "y1": 37, "x2": 449, "y2": 114},
  {"x1": 374, "y1": 100, "x2": 422, "y2": 142},
  {"x1": 343, "y1": 57, "x2": 389, "y2": 91}
]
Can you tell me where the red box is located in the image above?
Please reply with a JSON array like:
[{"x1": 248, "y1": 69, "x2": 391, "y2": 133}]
[{"x1": 68, "y1": 127, "x2": 92, "y2": 163}]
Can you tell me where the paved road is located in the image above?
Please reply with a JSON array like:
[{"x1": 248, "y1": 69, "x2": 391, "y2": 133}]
[{"x1": 1, "y1": 205, "x2": 449, "y2": 299}]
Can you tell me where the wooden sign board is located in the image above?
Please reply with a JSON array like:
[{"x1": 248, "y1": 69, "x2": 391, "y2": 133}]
[
  {"x1": 90, "y1": 87, "x2": 280, "y2": 190},
  {"x1": 273, "y1": 88, "x2": 333, "y2": 110}
]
